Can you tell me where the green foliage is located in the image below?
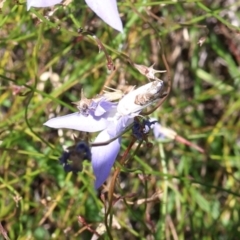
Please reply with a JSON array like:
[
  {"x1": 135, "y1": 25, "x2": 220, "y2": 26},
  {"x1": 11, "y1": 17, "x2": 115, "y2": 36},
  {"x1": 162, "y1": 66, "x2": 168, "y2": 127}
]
[{"x1": 1, "y1": 0, "x2": 240, "y2": 239}]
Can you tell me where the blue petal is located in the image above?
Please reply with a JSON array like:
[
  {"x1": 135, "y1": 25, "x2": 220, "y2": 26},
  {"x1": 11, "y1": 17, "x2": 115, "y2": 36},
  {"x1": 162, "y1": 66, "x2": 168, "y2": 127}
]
[
  {"x1": 152, "y1": 122, "x2": 166, "y2": 140},
  {"x1": 107, "y1": 115, "x2": 134, "y2": 138},
  {"x1": 44, "y1": 112, "x2": 109, "y2": 132},
  {"x1": 85, "y1": 0, "x2": 123, "y2": 32},
  {"x1": 27, "y1": 0, "x2": 62, "y2": 10},
  {"x1": 93, "y1": 100, "x2": 118, "y2": 117},
  {"x1": 91, "y1": 130, "x2": 121, "y2": 189}
]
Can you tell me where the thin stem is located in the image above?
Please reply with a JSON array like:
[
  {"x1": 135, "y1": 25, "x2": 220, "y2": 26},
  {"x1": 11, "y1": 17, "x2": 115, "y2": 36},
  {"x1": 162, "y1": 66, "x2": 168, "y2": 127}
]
[
  {"x1": 105, "y1": 138, "x2": 136, "y2": 238},
  {"x1": 91, "y1": 123, "x2": 134, "y2": 147},
  {"x1": 156, "y1": 142, "x2": 168, "y2": 239}
]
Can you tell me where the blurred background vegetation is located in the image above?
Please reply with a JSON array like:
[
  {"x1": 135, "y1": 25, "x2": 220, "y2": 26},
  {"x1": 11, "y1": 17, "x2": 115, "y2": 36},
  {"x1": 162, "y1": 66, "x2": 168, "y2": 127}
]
[{"x1": 1, "y1": 0, "x2": 240, "y2": 239}]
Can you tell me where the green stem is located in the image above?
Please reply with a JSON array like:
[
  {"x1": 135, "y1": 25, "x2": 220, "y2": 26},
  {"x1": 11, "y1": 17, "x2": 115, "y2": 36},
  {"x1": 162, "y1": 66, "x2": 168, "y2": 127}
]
[{"x1": 156, "y1": 142, "x2": 168, "y2": 239}]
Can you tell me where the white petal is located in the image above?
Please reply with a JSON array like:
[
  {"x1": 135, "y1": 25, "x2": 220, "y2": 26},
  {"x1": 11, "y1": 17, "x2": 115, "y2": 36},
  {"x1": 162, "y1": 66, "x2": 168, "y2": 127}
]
[
  {"x1": 117, "y1": 80, "x2": 164, "y2": 116},
  {"x1": 27, "y1": 0, "x2": 62, "y2": 10},
  {"x1": 91, "y1": 130, "x2": 121, "y2": 189},
  {"x1": 85, "y1": 0, "x2": 123, "y2": 32},
  {"x1": 107, "y1": 115, "x2": 134, "y2": 138},
  {"x1": 43, "y1": 112, "x2": 109, "y2": 132}
]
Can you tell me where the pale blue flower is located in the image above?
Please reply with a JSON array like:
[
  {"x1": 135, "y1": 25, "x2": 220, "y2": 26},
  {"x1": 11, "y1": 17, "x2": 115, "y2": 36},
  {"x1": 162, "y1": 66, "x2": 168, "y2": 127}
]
[
  {"x1": 150, "y1": 118, "x2": 177, "y2": 141},
  {"x1": 27, "y1": 0, "x2": 123, "y2": 32},
  {"x1": 44, "y1": 80, "x2": 164, "y2": 188},
  {"x1": 151, "y1": 120, "x2": 166, "y2": 140},
  {"x1": 44, "y1": 97, "x2": 134, "y2": 188}
]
